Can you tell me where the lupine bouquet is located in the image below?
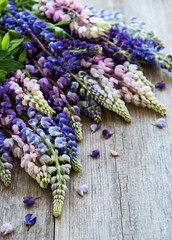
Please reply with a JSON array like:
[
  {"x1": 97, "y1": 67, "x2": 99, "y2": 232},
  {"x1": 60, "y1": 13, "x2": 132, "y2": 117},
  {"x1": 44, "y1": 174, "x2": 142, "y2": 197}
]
[{"x1": 0, "y1": 0, "x2": 170, "y2": 217}]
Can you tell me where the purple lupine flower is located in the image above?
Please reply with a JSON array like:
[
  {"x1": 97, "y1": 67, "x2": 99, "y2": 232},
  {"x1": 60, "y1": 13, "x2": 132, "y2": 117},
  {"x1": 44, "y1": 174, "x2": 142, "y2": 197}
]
[
  {"x1": 24, "y1": 214, "x2": 37, "y2": 225},
  {"x1": 102, "y1": 129, "x2": 113, "y2": 139},
  {"x1": 26, "y1": 65, "x2": 36, "y2": 74},
  {"x1": 91, "y1": 150, "x2": 100, "y2": 157},
  {"x1": 155, "y1": 81, "x2": 166, "y2": 89},
  {"x1": 77, "y1": 184, "x2": 88, "y2": 197},
  {"x1": 23, "y1": 196, "x2": 35, "y2": 206},
  {"x1": 90, "y1": 124, "x2": 100, "y2": 132}
]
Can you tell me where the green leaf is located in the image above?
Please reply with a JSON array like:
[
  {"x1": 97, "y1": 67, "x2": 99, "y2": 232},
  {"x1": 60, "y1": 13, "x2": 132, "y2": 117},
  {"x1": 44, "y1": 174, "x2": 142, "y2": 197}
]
[
  {"x1": 0, "y1": 50, "x2": 10, "y2": 60},
  {"x1": 1, "y1": 32, "x2": 10, "y2": 51},
  {"x1": 18, "y1": 49, "x2": 26, "y2": 62},
  {"x1": 0, "y1": 60, "x2": 23, "y2": 72},
  {"x1": 0, "y1": 0, "x2": 8, "y2": 12},
  {"x1": 11, "y1": 46, "x2": 22, "y2": 55},
  {"x1": 9, "y1": 30, "x2": 24, "y2": 37},
  {"x1": 0, "y1": 69, "x2": 7, "y2": 82},
  {"x1": 8, "y1": 38, "x2": 24, "y2": 52},
  {"x1": 55, "y1": 20, "x2": 73, "y2": 26},
  {"x1": 8, "y1": 30, "x2": 30, "y2": 41}
]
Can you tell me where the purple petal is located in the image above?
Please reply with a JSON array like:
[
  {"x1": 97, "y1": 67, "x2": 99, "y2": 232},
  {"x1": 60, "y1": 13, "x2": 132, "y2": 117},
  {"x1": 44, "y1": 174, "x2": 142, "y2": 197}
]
[
  {"x1": 91, "y1": 150, "x2": 100, "y2": 157},
  {"x1": 77, "y1": 188, "x2": 84, "y2": 197},
  {"x1": 29, "y1": 217, "x2": 37, "y2": 225},
  {"x1": 102, "y1": 129, "x2": 113, "y2": 139},
  {"x1": 77, "y1": 184, "x2": 88, "y2": 197},
  {"x1": 23, "y1": 196, "x2": 35, "y2": 206},
  {"x1": 24, "y1": 214, "x2": 37, "y2": 225},
  {"x1": 90, "y1": 124, "x2": 100, "y2": 132},
  {"x1": 155, "y1": 81, "x2": 166, "y2": 89},
  {"x1": 153, "y1": 118, "x2": 166, "y2": 128},
  {"x1": 80, "y1": 184, "x2": 88, "y2": 193}
]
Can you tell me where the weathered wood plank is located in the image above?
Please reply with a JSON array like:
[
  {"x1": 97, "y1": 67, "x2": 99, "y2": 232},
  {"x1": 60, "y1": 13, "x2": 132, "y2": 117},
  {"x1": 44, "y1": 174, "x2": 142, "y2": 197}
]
[
  {"x1": 54, "y1": 0, "x2": 172, "y2": 240},
  {"x1": 1, "y1": 1, "x2": 172, "y2": 240},
  {"x1": 0, "y1": 161, "x2": 54, "y2": 240}
]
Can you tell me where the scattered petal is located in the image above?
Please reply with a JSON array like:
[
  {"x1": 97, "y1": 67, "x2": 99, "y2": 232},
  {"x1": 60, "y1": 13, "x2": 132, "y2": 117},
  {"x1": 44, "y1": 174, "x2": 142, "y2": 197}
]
[
  {"x1": 111, "y1": 150, "x2": 119, "y2": 157},
  {"x1": 0, "y1": 223, "x2": 14, "y2": 235},
  {"x1": 91, "y1": 150, "x2": 100, "y2": 157},
  {"x1": 24, "y1": 214, "x2": 37, "y2": 226},
  {"x1": 90, "y1": 124, "x2": 100, "y2": 132},
  {"x1": 23, "y1": 196, "x2": 35, "y2": 206},
  {"x1": 77, "y1": 184, "x2": 88, "y2": 197},
  {"x1": 152, "y1": 118, "x2": 166, "y2": 128},
  {"x1": 102, "y1": 129, "x2": 113, "y2": 139},
  {"x1": 155, "y1": 81, "x2": 166, "y2": 89}
]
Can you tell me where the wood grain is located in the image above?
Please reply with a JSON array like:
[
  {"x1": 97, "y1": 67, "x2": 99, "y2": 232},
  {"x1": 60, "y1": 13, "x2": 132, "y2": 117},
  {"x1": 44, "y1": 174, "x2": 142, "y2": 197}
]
[{"x1": 1, "y1": 1, "x2": 172, "y2": 240}]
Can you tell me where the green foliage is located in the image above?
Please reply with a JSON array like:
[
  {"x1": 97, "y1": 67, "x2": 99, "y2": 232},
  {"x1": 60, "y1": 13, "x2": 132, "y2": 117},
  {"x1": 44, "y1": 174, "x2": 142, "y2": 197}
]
[
  {"x1": 0, "y1": 30, "x2": 28, "y2": 83},
  {"x1": 0, "y1": 0, "x2": 8, "y2": 13},
  {"x1": 1, "y1": 32, "x2": 9, "y2": 50},
  {"x1": 46, "y1": 23, "x2": 74, "y2": 40}
]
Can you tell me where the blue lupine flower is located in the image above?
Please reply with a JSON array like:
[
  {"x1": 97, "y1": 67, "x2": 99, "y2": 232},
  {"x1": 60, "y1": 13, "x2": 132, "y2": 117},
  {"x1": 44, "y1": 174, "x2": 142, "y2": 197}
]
[
  {"x1": 23, "y1": 41, "x2": 33, "y2": 49},
  {"x1": 41, "y1": 117, "x2": 52, "y2": 128},
  {"x1": 62, "y1": 126, "x2": 73, "y2": 134},
  {"x1": 27, "y1": 107, "x2": 36, "y2": 118},
  {"x1": 35, "y1": 143, "x2": 48, "y2": 153},
  {"x1": 28, "y1": 134, "x2": 41, "y2": 145},
  {"x1": 28, "y1": 119, "x2": 38, "y2": 128},
  {"x1": 36, "y1": 128, "x2": 45, "y2": 137},
  {"x1": 48, "y1": 126, "x2": 61, "y2": 136},
  {"x1": 24, "y1": 214, "x2": 37, "y2": 225},
  {"x1": 55, "y1": 137, "x2": 66, "y2": 148}
]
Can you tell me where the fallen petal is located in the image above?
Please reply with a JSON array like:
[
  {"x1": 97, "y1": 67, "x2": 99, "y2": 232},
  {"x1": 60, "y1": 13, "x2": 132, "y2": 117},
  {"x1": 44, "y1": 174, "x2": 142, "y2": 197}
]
[
  {"x1": 102, "y1": 129, "x2": 113, "y2": 139},
  {"x1": 24, "y1": 214, "x2": 37, "y2": 225},
  {"x1": 155, "y1": 81, "x2": 166, "y2": 89},
  {"x1": 23, "y1": 196, "x2": 35, "y2": 206},
  {"x1": 91, "y1": 150, "x2": 100, "y2": 157},
  {"x1": 0, "y1": 223, "x2": 14, "y2": 235},
  {"x1": 153, "y1": 118, "x2": 166, "y2": 128},
  {"x1": 77, "y1": 184, "x2": 88, "y2": 197},
  {"x1": 90, "y1": 124, "x2": 100, "y2": 132},
  {"x1": 111, "y1": 150, "x2": 119, "y2": 157}
]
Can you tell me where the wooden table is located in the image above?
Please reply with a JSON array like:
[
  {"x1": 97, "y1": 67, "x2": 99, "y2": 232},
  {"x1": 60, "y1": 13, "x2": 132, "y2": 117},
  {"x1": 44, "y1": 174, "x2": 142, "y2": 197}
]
[{"x1": 1, "y1": 0, "x2": 172, "y2": 239}]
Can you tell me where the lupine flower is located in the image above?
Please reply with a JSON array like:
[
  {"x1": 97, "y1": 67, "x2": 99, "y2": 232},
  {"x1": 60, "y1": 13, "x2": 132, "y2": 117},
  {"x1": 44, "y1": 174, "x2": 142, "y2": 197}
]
[
  {"x1": 24, "y1": 214, "x2": 37, "y2": 225},
  {"x1": 152, "y1": 118, "x2": 166, "y2": 128},
  {"x1": 102, "y1": 129, "x2": 113, "y2": 139},
  {"x1": 91, "y1": 150, "x2": 100, "y2": 157},
  {"x1": 0, "y1": 223, "x2": 14, "y2": 235},
  {"x1": 77, "y1": 184, "x2": 88, "y2": 197}
]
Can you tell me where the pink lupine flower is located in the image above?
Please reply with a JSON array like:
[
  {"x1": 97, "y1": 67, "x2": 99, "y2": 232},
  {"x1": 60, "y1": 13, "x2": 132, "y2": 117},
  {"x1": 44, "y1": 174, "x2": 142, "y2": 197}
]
[{"x1": 114, "y1": 66, "x2": 125, "y2": 76}]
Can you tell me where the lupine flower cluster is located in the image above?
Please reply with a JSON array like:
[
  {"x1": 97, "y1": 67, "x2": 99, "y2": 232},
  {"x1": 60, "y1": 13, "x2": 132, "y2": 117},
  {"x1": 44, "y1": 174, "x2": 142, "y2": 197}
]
[{"x1": 0, "y1": 0, "x2": 170, "y2": 217}]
